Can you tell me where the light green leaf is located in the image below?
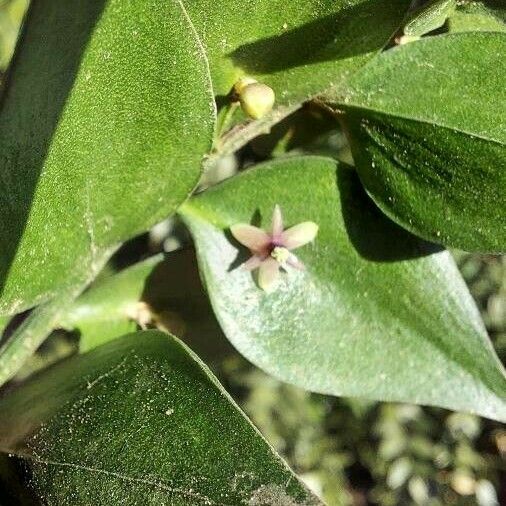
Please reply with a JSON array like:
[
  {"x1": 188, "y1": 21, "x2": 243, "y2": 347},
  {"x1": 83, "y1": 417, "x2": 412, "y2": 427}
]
[
  {"x1": 0, "y1": 286, "x2": 85, "y2": 386},
  {"x1": 0, "y1": 315, "x2": 9, "y2": 337},
  {"x1": 60, "y1": 250, "x2": 226, "y2": 355},
  {"x1": 449, "y1": 1, "x2": 505, "y2": 32},
  {"x1": 335, "y1": 32, "x2": 506, "y2": 252},
  {"x1": 0, "y1": 330, "x2": 320, "y2": 505},
  {"x1": 73, "y1": 319, "x2": 137, "y2": 354},
  {"x1": 180, "y1": 156, "x2": 506, "y2": 421},
  {"x1": 402, "y1": 0, "x2": 456, "y2": 38},
  {"x1": 0, "y1": 0, "x2": 215, "y2": 315},
  {"x1": 60, "y1": 255, "x2": 164, "y2": 352}
]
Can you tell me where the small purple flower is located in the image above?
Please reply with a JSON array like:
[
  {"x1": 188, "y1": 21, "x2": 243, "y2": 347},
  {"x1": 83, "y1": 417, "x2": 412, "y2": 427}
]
[{"x1": 230, "y1": 205, "x2": 318, "y2": 292}]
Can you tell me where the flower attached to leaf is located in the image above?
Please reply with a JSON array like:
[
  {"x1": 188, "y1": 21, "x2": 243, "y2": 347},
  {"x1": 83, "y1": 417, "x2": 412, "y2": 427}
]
[{"x1": 230, "y1": 205, "x2": 318, "y2": 292}]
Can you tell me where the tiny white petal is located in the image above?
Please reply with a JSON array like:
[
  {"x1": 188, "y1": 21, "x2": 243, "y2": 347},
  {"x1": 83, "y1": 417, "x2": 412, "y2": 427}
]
[
  {"x1": 286, "y1": 253, "x2": 305, "y2": 270},
  {"x1": 241, "y1": 255, "x2": 263, "y2": 271},
  {"x1": 271, "y1": 204, "x2": 284, "y2": 237},
  {"x1": 280, "y1": 222, "x2": 319, "y2": 250},
  {"x1": 230, "y1": 224, "x2": 270, "y2": 252},
  {"x1": 258, "y1": 258, "x2": 280, "y2": 292}
]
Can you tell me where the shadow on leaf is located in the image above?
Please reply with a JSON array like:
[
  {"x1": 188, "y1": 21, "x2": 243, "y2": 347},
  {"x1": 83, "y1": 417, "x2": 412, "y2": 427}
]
[
  {"x1": 229, "y1": 0, "x2": 391, "y2": 74},
  {"x1": 0, "y1": 0, "x2": 107, "y2": 301},
  {"x1": 141, "y1": 249, "x2": 234, "y2": 362},
  {"x1": 337, "y1": 165, "x2": 442, "y2": 262}
]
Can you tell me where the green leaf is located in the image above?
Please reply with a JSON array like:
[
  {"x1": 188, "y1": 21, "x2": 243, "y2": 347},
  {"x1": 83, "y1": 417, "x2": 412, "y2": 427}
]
[
  {"x1": 60, "y1": 255, "x2": 164, "y2": 352},
  {"x1": 335, "y1": 32, "x2": 506, "y2": 252},
  {"x1": 0, "y1": 0, "x2": 215, "y2": 315},
  {"x1": 449, "y1": 1, "x2": 505, "y2": 32},
  {"x1": 180, "y1": 156, "x2": 506, "y2": 421},
  {"x1": 189, "y1": 0, "x2": 410, "y2": 157},
  {"x1": 0, "y1": 452, "x2": 39, "y2": 506},
  {"x1": 0, "y1": 287, "x2": 83, "y2": 386},
  {"x1": 60, "y1": 250, "x2": 226, "y2": 356},
  {"x1": 0, "y1": 330, "x2": 320, "y2": 505},
  {"x1": 402, "y1": 0, "x2": 456, "y2": 38},
  {"x1": 185, "y1": 0, "x2": 409, "y2": 101},
  {"x1": 0, "y1": 315, "x2": 9, "y2": 337}
]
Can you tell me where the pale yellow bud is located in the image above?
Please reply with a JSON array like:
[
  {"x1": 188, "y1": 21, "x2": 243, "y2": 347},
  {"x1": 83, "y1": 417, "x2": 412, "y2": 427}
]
[
  {"x1": 233, "y1": 77, "x2": 258, "y2": 95},
  {"x1": 234, "y1": 79, "x2": 275, "y2": 120}
]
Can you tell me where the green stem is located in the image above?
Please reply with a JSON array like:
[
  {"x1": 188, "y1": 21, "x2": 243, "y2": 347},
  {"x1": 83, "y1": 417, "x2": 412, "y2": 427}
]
[
  {"x1": 213, "y1": 101, "x2": 239, "y2": 147},
  {"x1": 209, "y1": 103, "x2": 299, "y2": 163}
]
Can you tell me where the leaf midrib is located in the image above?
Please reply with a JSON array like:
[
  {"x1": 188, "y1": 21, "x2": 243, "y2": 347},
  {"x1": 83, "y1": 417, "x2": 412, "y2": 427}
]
[{"x1": 6, "y1": 453, "x2": 224, "y2": 505}]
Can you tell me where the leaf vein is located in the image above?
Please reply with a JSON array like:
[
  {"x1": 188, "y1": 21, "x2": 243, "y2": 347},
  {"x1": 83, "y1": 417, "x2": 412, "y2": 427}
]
[{"x1": 22, "y1": 455, "x2": 219, "y2": 505}]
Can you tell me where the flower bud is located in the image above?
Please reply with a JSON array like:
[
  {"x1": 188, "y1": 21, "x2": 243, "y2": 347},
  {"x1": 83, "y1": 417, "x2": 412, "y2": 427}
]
[
  {"x1": 233, "y1": 78, "x2": 275, "y2": 120},
  {"x1": 233, "y1": 77, "x2": 258, "y2": 95}
]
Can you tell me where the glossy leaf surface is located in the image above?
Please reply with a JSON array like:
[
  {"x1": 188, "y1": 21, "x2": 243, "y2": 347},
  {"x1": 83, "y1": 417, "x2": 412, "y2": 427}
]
[{"x1": 181, "y1": 156, "x2": 506, "y2": 421}]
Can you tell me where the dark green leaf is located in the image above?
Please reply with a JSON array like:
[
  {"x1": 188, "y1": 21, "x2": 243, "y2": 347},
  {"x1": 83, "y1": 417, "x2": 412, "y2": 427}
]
[
  {"x1": 185, "y1": 0, "x2": 409, "y2": 102},
  {"x1": 0, "y1": 453, "x2": 39, "y2": 506},
  {"x1": 180, "y1": 156, "x2": 506, "y2": 421},
  {"x1": 192, "y1": 0, "x2": 410, "y2": 158},
  {"x1": 0, "y1": 331, "x2": 319, "y2": 505},
  {"x1": 0, "y1": 0, "x2": 215, "y2": 315},
  {"x1": 335, "y1": 32, "x2": 506, "y2": 252}
]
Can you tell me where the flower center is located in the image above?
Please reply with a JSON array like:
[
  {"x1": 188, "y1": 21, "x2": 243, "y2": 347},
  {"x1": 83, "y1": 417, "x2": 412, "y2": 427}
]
[{"x1": 270, "y1": 246, "x2": 290, "y2": 264}]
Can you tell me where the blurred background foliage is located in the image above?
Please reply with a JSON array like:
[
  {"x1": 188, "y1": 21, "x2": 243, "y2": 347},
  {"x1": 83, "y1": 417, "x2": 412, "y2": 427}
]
[{"x1": 0, "y1": 1, "x2": 504, "y2": 504}]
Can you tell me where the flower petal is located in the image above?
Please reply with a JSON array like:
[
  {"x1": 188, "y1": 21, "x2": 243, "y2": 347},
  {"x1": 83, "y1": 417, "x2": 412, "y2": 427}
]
[
  {"x1": 241, "y1": 255, "x2": 264, "y2": 271},
  {"x1": 258, "y1": 257, "x2": 280, "y2": 292},
  {"x1": 287, "y1": 253, "x2": 305, "y2": 270},
  {"x1": 271, "y1": 204, "x2": 284, "y2": 237},
  {"x1": 280, "y1": 222, "x2": 319, "y2": 250},
  {"x1": 230, "y1": 224, "x2": 270, "y2": 252}
]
